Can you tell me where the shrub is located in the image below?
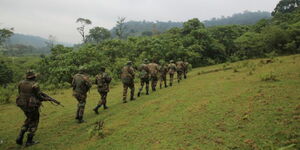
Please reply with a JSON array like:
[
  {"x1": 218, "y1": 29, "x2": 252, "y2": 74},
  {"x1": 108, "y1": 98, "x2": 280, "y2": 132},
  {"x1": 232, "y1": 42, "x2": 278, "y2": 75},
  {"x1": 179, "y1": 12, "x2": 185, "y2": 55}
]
[
  {"x1": 260, "y1": 71, "x2": 279, "y2": 81},
  {"x1": 0, "y1": 86, "x2": 15, "y2": 104}
]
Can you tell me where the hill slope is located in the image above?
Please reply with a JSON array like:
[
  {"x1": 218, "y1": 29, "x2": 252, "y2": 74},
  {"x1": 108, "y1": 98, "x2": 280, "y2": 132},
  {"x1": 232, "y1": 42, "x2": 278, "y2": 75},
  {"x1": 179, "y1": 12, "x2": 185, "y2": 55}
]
[{"x1": 0, "y1": 55, "x2": 299, "y2": 150}]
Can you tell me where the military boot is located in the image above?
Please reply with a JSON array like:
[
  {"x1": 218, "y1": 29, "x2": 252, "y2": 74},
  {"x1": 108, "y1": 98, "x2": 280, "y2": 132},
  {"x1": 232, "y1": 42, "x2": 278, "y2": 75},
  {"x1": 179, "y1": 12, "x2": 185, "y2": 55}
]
[
  {"x1": 25, "y1": 134, "x2": 39, "y2": 147},
  {"x1": 93, "y1": 105, "x2": 101, "y2": 114},
  {"x1": 16, "y1": 128, "x2": 27, "y2": 145},
  {"x1": 78, "y1": 116, "x2": 85, "y2": 123},
  {"x1": 103, "y1": 104, "x2": 108, "y2": 110}
]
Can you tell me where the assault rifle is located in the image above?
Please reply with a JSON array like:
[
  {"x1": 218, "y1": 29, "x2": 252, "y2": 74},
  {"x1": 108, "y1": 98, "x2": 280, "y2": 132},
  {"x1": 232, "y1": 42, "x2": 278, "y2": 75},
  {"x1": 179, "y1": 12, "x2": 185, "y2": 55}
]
[{"x1": 40, "y1": 92, "x2": 64, "y2": 107}]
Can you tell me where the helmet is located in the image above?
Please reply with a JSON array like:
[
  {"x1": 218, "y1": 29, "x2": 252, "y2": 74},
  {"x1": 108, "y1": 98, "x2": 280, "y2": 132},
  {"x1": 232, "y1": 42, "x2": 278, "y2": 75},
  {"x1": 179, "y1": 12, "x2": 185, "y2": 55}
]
[
  {"x1": 170, "y1": 60, "x2": 174, "y2": 63},
  {"x1": 26, "y1": 70, "x2": 36, "y2": 79}
]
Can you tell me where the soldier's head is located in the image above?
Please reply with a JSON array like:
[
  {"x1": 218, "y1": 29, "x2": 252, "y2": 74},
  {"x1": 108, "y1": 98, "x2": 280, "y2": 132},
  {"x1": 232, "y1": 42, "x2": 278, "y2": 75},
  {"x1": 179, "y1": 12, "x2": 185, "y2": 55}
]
[
  {"x1": 143, "y1": 59, "x2": 149, "y2": 64},
  {"x1": 178, "y1": 58, "x2": 182, "y2": 61},
  {"x1": 100, "y1": 67, "x2": 106, "y2": 72},
  {"x1": 26, "y1": 70, "x2": 36, "y2": 80},
  {"x1": 170, "y1": 60, "x2": 174, "y2": 63},
  {"x1": 126, "y1": 61, "x2": 133, "y2": 66}
]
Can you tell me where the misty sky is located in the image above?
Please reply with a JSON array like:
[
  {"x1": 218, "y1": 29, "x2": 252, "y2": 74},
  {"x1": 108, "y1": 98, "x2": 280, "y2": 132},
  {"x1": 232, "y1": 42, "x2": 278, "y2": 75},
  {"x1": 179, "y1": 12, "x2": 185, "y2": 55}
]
[{"x1": 0, "y1": 0, "x2": 280, "y2": 44}]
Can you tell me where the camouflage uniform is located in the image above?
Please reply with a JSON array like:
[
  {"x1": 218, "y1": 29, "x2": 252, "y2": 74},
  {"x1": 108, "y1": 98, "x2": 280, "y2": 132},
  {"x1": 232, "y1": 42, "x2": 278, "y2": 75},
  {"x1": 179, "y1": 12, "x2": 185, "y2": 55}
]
[
  {"x1": 137, "y1": 60, "x2": 150, "y2": 97},
  {"x1": 168, "y1": 60, "x2": 177, "y2": 86},
  {"x1": 159, "y1": 64, "x2": 168, "y2": 88},
  {"x1": 183, "y1": 61, "x2": 189, "y2": 79},
  {"x1": 15, "y1": 71, "x2": 46, "y2": 146},
  {"x1": 72, "y1": 72, "x2": 92, "y2": 123},
  {"x1": 148, "y1": 62, "x2": 159, "y2": 91},
  {"x1": 121, "y1": 61, "x2": 135, "y2": 103},
  {"x1": 93, "y1": 68, "x2": 112, "y2": 114},
  {"x1": 176, "y1": 60, "x2": 185, "y2": 83}
]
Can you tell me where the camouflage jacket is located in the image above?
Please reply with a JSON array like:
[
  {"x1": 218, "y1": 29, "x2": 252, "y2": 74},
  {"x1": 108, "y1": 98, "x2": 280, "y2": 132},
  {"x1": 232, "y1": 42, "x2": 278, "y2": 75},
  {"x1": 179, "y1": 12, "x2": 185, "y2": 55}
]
[
  {"x1": 138, "y1": 64, "x2": 150, "y2": 79},
  {"x1": 176, "y1": 61, "x2": 185, "y2": 72},
  {"x1": 72, "y1": 73, "x2": 92, "y2": 94},
  {"x1": 121, "y1": 66, "x2": 135, "y2": 84},
  {"x1": 168, "y1": 63, "x2": 177, "y2": 74},
  {"x1": 95, "y1": 72, "x2": 112, "y2": 92},
  {"x1": 159, "y1": 64, "x2": 168, "y2": 76},
  {"x1": 16, "y1": 79, "x2": 43, "y2": 108},
  {"x1": 148, "y1": 63, "x2": 159, "y2": 77}
]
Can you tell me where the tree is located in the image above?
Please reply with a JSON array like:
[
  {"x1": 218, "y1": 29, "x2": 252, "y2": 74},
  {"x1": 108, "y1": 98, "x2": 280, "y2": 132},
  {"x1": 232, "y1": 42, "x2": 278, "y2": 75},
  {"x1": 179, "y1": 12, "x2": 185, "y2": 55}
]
[
  {"x1": 86, "y1": 27, "x2": 111, "y2": 43},
  {"x1": 76, "y1": 18, "x2": 92, "y2": 43},
  {"x1": 0, "y1": 27, "x2": 13, "y2": 46},
  {"x1": 115, "y1": 17, "x2": 127, "y2": 39},
  {"x1": 45, "y1": 35, "x2": 56, "y2": 49},
  {"x1": 272, "y1": 0, "x2": 300, "y2": 16},
  {"x1": 182, "y1": 18, "x2": 205, "y2": 35}
]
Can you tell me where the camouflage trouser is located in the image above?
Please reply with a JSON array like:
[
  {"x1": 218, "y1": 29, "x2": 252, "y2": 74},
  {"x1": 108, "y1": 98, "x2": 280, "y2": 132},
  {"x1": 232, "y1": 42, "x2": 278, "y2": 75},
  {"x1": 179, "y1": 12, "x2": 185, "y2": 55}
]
[
  {"x1": 150, "y1": 75, "x2": 158, "y2": 91},
  {"x1": 160, "y1": 74, "x2": 167, "y2": 88},
  {"x1": 169, "y1": 73, "x2": 175, "y2": 86},
  {"x1": 20, "y1": 107, "x2": 40, "y2": 136},
  {"x1": 98, "y1": 92, "x2": 108, "y2": 107},
  {"x1": 138, "y1": 78, "x2": 149, "y2": 94},
  {"x1": 177, "y1": 70, "x2": 183, "y2": 83},
  {"x1": 73, "y1": 92, "x2": 87, "y2": 119},
  {"x1": 123, "y1": 82, "x2": 135, "y2": 102},
  {"x1": 183, "y1": 69, "x2": 188, "y2": 79}
]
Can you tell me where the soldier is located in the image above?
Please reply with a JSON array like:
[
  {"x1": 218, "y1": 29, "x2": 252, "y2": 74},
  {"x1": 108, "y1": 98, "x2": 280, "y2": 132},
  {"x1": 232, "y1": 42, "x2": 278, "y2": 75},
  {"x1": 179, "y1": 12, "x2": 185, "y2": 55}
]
[
  {"x1": 93, "y1": 67, "x2": 112, "y2": 114},
  {"x1": 72, "y1": 67, "x2": 92, "y2": 123},
  {"x1": 137, "y1": 59, "x2": 150, "y2": 97},
  {"x1": 176, "y1": 59, "x2": 185, "y2": 83},
  {"x1": 168, "y1": 60, "x2": 177, "y2": 86},
  {"x1": 159, "y1": 61, "x2": 168, "y2": 89},
  {"x1": 183, "y1": 60, "x2": 189, "y2": 79},
  {"x1": 148, "y1": 60, "x2": 159, "y2": 91},
  {"x1": 16, "y1": 71, "x2": 60, "y2": 146},
  {"x1": 121, "y1": 61, "x2": 135, "y2": 103}
]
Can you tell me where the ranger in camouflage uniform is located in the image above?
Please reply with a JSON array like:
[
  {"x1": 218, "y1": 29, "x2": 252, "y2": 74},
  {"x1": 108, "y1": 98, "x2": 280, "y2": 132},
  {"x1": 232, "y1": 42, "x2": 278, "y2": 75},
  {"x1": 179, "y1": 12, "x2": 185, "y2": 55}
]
[
  {"x1": 148, "y1": 61, "x2": 159, "y2": 91},
  {"x1": 16, "y1": 71, "x2": 57, "y2": 146},
  {"x1": 72, "y1": 67, "x2": 92, "y2": 123},
  {"x1": 93, "y1": 67, "x2": 112, "y2": 114},
  {"x1": 159, "y1": 62, "x2": 168, "y2": 89},
  {"x1": 168, "y1": 60, "x2": 177, "y2": 86},
  {"x1": 176, "y1": 59, "x2": 185, "y2": 83},
  {"x1": 183, "y1": 60, "x2": 189, "y2": 79},
  {"x1": 137, "y1": 59, "x2": 150, "y2": 97},
  {"x1": 121, "y1": 61, "x2": 135, "y2": 103}
]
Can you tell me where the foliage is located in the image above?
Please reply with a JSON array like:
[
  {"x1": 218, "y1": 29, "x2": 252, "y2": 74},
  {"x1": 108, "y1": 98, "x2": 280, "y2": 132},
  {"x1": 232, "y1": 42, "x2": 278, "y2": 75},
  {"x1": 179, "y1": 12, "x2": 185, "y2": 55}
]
[
  {"x1": 272, "y1": 0, "x2": 300, "y2": 16},
  {"x1": 0, "y1": 61, "x2": 13, "y2": 87},
  {"x1": 0, "y1": 85, "x2": 15, "y2": 104},
  {"x1": 86, "y1": 27, "x2": 111, "y2": 44},
  {"x1": 260, "y1": 71, "x2": 279, "y2": 81},
  {"x1": 0, "y1": 27, "x2": 13, "y2": 46}
]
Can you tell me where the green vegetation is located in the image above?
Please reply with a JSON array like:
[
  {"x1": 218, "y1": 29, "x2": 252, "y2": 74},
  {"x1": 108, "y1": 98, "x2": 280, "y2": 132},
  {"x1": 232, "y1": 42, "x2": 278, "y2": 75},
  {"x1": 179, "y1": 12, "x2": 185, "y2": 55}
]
[{"x1": 0, "y1": 54, "x2": 299, "y2": 149}]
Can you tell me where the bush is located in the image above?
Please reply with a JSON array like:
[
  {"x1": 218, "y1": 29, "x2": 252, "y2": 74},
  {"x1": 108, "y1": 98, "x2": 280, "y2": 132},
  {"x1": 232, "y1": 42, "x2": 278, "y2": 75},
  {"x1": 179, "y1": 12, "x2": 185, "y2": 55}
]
[
  {"x1": 0, "y1": 86, "x2": 15, "y2": 104},
  {"x1": 260, "y1": 71, "x2": 279, "y2": 81}
]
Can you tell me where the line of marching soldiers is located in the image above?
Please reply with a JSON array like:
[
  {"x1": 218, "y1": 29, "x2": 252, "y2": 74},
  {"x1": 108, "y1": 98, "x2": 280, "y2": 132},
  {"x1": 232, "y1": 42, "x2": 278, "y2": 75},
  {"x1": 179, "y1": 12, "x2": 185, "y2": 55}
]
[{"x1": 14, "y1": 59, "x2": 189, "y2": 147}]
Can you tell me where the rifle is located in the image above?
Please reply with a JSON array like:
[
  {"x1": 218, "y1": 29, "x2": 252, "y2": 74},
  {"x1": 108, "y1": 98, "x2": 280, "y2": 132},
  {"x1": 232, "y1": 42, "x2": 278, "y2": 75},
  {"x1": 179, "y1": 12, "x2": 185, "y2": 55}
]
[{"x1": 40, "y1": 92, "x2": 64, "y2": 107}]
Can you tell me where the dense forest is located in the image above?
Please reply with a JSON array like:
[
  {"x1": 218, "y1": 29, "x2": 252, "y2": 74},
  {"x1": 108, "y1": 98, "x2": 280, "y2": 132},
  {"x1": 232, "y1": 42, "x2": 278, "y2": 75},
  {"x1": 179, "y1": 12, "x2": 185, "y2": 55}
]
[{"x1": 0, "y1": 0, "x2": 299, "y2": 103}]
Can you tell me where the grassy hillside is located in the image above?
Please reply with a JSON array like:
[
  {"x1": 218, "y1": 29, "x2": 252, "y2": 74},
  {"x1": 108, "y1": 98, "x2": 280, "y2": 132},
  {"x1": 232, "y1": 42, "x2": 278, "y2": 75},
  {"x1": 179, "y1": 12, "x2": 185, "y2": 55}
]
[{"x1": 0, "y1": 55, "x2": 299, "y2": 150}]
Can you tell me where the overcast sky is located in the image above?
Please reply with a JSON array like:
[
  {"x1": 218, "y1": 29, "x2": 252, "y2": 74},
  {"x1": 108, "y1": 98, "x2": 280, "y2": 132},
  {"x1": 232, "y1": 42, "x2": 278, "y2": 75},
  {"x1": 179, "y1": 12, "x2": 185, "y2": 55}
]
[{"x1": 0, "y1": 0, "x2": 280, "y2": 44}]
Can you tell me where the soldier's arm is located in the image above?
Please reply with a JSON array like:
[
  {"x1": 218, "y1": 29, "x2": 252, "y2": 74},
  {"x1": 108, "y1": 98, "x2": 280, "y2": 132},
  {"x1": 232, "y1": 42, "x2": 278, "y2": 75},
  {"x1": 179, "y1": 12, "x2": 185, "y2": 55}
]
[{"x1": 32, "y1": 83, "x2": 45, "y2": 101}]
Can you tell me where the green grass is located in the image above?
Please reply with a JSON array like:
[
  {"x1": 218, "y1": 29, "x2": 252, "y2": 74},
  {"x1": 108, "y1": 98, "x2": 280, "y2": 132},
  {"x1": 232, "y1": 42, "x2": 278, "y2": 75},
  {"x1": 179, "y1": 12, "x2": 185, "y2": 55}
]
[{"x1": 1, "y1": 55, "x2": 300, "y2": 150}]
